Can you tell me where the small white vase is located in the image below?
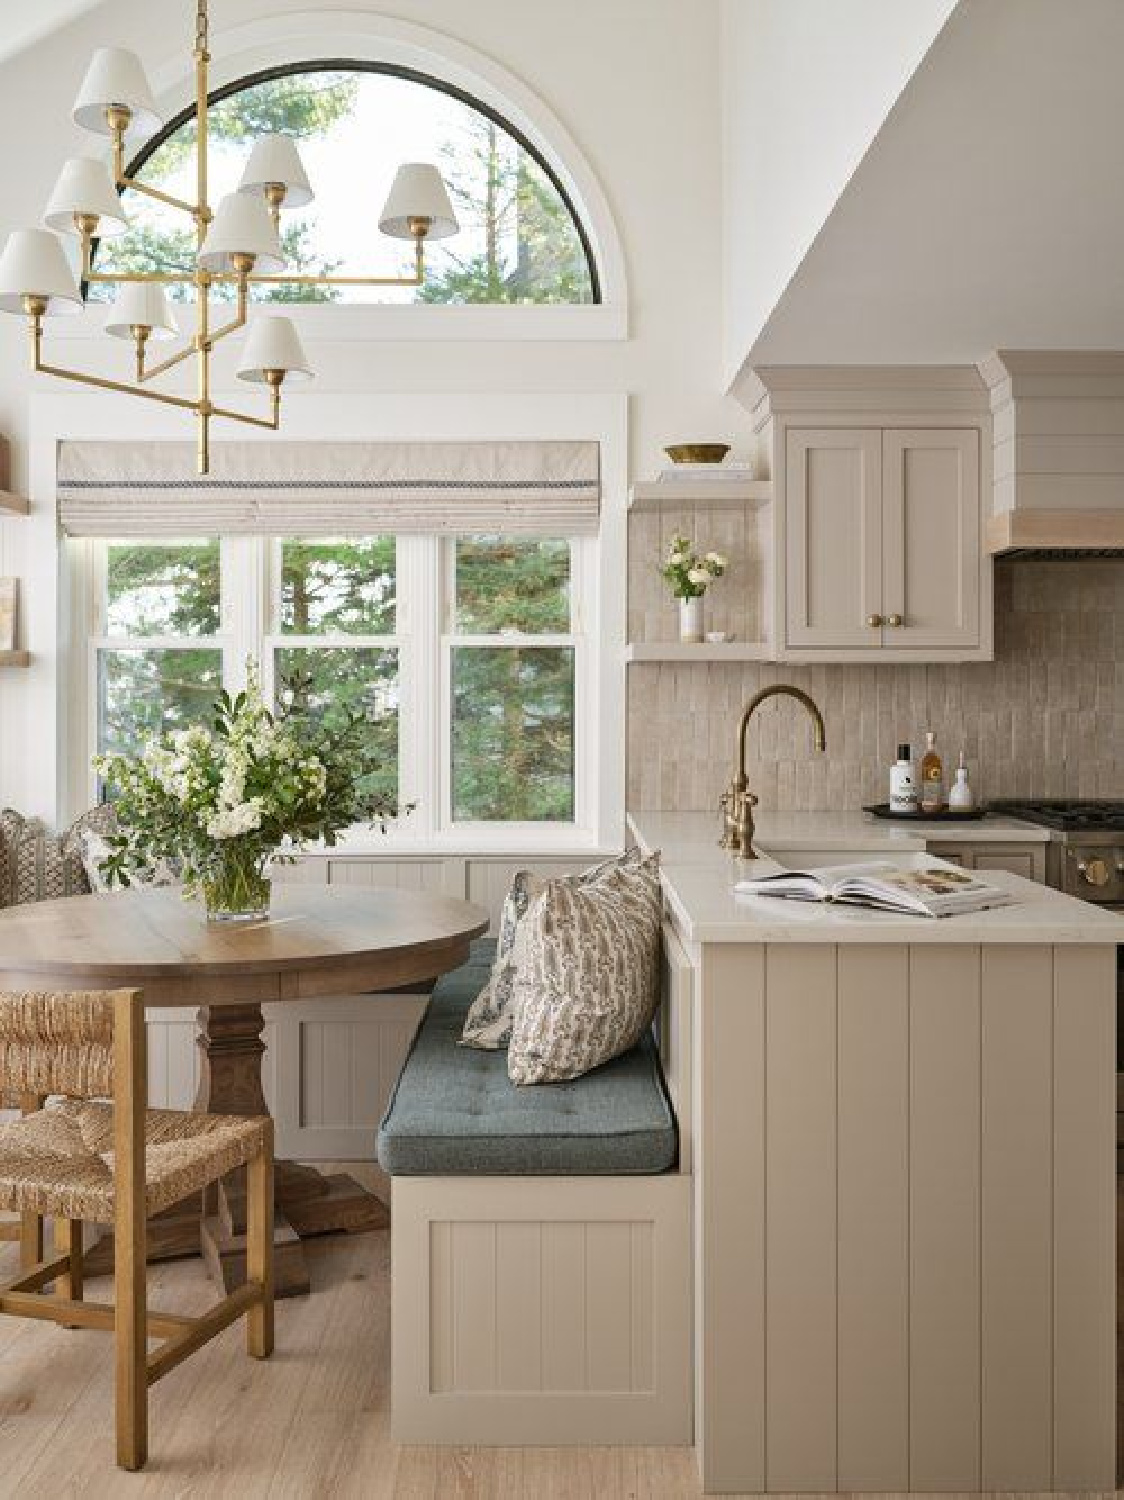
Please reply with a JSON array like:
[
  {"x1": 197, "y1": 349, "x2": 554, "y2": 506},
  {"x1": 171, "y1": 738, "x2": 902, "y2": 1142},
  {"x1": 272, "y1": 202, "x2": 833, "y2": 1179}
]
[{"x1": 678, "y1": 595, "x2": 704, "y2": 643}]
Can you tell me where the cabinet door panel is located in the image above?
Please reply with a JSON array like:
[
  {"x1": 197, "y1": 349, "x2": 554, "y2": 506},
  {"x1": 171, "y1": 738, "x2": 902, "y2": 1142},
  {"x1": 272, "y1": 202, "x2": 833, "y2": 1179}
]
[
  {"x1": 785, "y1": 429, "x2": 882, "y2": 649},
  {"x1": 882, "y1": 429, "x2": 980, "y2": 648}
]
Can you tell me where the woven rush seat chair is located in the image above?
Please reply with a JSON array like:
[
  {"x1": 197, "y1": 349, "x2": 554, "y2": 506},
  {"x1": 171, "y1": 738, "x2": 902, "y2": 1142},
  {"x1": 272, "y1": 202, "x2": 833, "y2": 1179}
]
[{"x1": 0, "y1": 987, "x2": 274, "y2": 1471}]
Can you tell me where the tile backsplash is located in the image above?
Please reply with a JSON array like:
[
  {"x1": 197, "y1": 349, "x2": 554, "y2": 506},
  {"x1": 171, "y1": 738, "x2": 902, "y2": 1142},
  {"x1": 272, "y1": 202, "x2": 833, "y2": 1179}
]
[{"x1": 627, "y1": 560, "x2": 1124, "y2": 811}]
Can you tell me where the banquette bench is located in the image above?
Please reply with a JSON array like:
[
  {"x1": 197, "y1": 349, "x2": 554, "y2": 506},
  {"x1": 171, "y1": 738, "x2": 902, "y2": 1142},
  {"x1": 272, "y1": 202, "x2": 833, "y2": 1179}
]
[{"x1": 377, "y1": 936, "x2": 692, "y2": 1447}]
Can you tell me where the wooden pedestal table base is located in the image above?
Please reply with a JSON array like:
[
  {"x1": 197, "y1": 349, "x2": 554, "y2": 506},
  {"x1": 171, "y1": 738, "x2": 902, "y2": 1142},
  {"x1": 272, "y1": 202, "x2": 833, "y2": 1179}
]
[
  {"x1": 195, "y1": 1003, "x2": 387, "y2": 1298},
  {"x1": 0, "y1": 883, "x2": 488, "y2": 1299}
]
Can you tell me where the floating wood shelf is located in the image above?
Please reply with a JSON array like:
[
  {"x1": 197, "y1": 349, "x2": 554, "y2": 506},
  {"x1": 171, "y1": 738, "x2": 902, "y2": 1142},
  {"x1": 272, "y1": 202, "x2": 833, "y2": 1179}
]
[
  {"x1": 629, "y1": 478, "x2": 772, "y2": 510},
  {"x1": 625, "y1": 642, "x2": 773, "y2": 663},
  {"x1": 0, "y1": 651, "x2": 29, "y2": 668},
  {"x1": 0, "y1": 493, "x2": 28, "y2": 517}
]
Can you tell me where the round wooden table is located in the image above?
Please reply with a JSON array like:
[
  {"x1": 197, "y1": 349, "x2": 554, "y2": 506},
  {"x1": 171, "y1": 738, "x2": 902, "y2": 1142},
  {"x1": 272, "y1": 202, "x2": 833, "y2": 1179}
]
[{"x1": 0, "y1": 884, "x2": 489, "y2": 1296}]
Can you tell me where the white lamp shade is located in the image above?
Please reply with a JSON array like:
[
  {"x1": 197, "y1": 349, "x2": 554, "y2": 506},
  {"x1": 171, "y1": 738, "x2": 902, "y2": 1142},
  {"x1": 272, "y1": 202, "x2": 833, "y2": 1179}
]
[
  {"x1": 199, "y1": 194, "x2": 285, "y2": 274},
  {"x1": 236, "y1": 315, "x2": 313, "y2": 383},
  {"x1": 378, "y1": 163, "x2": 458, "y2": 240},
  {"x1": 0, "y1": 229, "x2": 82, "y2": 316},
  {"x1": 105, "y1": 282, "x2": 178, "y2": 341},
  {"x1": 72, "y1": 47, "x2": 161, "y2": 142},
  {"x1": 238, "y1": 135, "x2": 313, "y2": 209},
  {"x1": 44, "y1": 157, "x2": 128, "y2": 236}
]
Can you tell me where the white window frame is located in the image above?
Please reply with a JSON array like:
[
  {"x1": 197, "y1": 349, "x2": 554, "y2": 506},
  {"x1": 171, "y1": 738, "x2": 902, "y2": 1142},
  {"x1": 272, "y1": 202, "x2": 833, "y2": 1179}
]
[
  {"x1": 72, "y1": 528, "x2": 601, "y2": 854},
  {"x1": 39, "y1": 390, "x2": 626, "y2": 854}
]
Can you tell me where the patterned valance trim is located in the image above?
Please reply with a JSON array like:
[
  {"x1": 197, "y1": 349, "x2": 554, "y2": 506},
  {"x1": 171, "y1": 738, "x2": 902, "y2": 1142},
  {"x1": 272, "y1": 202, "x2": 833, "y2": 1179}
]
[{"x1": 56, "y1": 440, "x2": 601, "y2": 537}]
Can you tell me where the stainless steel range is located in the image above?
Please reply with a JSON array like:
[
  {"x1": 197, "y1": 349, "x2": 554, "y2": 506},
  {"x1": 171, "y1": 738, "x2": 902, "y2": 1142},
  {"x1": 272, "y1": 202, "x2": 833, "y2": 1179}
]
[{"x1": 991, "y1": 799, "x2": 1124, "y2": 901}]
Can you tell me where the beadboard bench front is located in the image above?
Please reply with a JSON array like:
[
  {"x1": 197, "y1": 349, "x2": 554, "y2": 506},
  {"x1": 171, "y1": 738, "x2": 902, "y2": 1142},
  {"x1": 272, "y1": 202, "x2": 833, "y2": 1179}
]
[{"x1": 381, "y1": 926, "x2": 694, "y2": 1448}]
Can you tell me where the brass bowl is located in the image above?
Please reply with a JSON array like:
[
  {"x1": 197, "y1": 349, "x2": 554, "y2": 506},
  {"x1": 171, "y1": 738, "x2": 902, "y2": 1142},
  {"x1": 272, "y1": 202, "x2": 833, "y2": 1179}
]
[{"x1": 664, "y1": 443, "x2": 731, "y2": 465}]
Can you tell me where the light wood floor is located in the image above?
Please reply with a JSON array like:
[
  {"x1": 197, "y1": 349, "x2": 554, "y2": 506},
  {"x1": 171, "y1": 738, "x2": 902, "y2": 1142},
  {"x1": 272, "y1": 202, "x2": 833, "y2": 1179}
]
[{"x1": 0, "y1": 1165, "x2": 1117, "y2": 1500}]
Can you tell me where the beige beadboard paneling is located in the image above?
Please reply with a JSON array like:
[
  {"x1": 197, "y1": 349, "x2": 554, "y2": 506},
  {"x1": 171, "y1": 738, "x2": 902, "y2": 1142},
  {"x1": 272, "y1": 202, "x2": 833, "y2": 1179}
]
[
  {"x1": 908, "y1": 946, "x2": 981, "y2": 1491},
  {"x1": 836, "y1": 944, "x2": 910, "y2": 1491},
  {"x1": 627, "y1": 498, "x2": 767, "y2": 646},
  {"x1": 980, "y1": 945, "x2": 1053, "y2": 1490},
  {"x1": 628, "y1": 559, "x2": 1124, "y2": 809}
]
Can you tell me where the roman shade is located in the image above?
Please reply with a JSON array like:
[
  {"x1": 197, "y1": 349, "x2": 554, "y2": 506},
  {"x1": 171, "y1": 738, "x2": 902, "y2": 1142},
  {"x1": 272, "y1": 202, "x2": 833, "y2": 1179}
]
[{"x1": 56, "y1": 439, "x2": 601, "y2": 537}]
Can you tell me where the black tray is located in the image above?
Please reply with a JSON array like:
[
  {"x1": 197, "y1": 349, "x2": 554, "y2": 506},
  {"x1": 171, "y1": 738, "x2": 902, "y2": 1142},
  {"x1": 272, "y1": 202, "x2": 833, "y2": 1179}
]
[{"x1": 863, "y1": 802, "x2": 988, "y2": 822}]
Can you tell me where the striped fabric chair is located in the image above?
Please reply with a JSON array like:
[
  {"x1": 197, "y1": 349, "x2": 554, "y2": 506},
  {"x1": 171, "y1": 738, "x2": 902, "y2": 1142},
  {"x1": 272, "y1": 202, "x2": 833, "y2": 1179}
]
[{"x1": 0, "y1": 987, "x2": 274, "y2": 1470}]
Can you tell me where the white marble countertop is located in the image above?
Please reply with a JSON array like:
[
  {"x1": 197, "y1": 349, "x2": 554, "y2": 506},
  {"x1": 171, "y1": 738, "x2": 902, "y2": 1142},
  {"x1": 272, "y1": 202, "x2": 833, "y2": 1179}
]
[
  {"x1": 628, "y1": 808, "x2": 1049, "y2": 860},
  {"x1": 627, "y1": 811, "x2": 1120, "y2": 945}
]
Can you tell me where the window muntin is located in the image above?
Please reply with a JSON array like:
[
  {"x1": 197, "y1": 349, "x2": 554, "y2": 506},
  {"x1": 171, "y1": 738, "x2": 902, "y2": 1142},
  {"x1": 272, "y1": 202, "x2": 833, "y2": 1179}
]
[
  {"x1": 92, "y1": 66, "x2": 596, "y2": 307},
  {"x1": 86, "y1": 533, "x2": 588, "y2": 837}
]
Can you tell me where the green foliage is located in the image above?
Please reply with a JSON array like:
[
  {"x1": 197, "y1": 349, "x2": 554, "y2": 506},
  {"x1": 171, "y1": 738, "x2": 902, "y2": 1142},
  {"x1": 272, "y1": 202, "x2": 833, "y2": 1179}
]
[
  {"x1": 96, "y1": 662, "x2": 407, "y2": 895},
  {"x1": 660, "y1": 532, "x2": 727, "y2": 601},
  {"x1": 143, "y1": 73, "x2": 359, "y2": 176},
  {"x1": 418, "y1": 115, "x2": 593, "y2": 305},
  {"x1": 92, "y1": 72, "x2": 357, "y2": 301},
  {"x1": 280, "y1": 537, "x2": 395, "y2": 633}
]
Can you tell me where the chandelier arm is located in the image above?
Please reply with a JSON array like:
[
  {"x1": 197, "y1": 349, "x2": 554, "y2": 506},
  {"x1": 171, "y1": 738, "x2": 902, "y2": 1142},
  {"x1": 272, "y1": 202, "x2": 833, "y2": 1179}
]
[
  {"x1": 33, "y1": 354, "x2": 203, "y2": 414},
  {"x1": 246, "y1": 272, "x2": 424, "y2": 288},
  {"x1": 138, "y1": 341, "x2": 198, "y2": 384},
  {"x1": 211, "y1": 385, "x2": 281, "y2": 432},
  {"x1": 86, "y1": 271, "x2": 200, "y2": 285},
  {"x1": 115, "y1": 174, "x2": 205, "y2": 222}
]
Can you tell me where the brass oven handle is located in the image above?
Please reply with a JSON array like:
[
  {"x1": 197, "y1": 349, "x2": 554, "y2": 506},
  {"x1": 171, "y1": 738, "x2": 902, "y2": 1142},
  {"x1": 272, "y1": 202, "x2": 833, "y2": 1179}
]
[
  {"x1": 867, "y1": 613, "x2": 883, "y2": 628},
  {"x1": 886, "y1": 613, "x2": 903, "y2": 628}
]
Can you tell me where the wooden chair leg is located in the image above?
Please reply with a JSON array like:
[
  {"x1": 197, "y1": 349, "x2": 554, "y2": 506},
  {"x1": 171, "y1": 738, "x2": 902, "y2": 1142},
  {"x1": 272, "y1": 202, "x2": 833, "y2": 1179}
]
[
  {"x1": 114, "y1": 991, "x2": 148, "y2": 1472},
  {"x1": 18, "y1": 1210, "x2": 43, "y2": 1272},
  {"x1": 246, "y1": 1126, "x2": 274, "y2": 1360},
  {"x1": 53, "y1": 1218, "x2": 83, "y2": 1327},
  {"x1": 17, "y1": 1095, "x2": 45, "y2": 1273}
]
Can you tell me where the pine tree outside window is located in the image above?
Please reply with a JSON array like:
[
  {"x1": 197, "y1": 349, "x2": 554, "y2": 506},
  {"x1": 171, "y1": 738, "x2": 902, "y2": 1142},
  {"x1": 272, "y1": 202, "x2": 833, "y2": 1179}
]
[{"x1": 90, "y1": 64, "x2": 597, "y2": 306}]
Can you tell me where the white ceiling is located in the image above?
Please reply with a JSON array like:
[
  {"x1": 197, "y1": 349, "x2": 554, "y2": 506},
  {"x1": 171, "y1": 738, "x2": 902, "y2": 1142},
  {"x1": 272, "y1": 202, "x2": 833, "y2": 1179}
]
[
  {"x1": 747, "y1": 0, "x2": 1124, "y2": 367},
  {"x1": 0, "y1": 1, "x2": 110, "y2": 65}
]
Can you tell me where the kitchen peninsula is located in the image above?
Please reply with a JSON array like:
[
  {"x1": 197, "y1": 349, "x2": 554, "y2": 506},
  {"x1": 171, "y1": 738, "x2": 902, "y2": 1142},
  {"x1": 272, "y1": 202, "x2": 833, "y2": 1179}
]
[{"x1": 629, "y1": 811, "x2": 1119, "y2": 1494}]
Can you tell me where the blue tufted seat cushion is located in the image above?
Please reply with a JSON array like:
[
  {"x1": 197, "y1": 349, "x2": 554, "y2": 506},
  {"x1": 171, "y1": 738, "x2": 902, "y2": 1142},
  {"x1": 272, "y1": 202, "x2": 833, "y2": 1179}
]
[{"x1": 376, "y1": 939, "x2": 677, "y2": 1176}]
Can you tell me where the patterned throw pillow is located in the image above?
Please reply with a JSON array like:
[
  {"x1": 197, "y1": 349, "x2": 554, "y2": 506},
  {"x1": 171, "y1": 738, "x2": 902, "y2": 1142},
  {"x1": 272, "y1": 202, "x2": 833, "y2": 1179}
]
[
  {"x1": 459, "y1": 850, "x2": 646, "y2": 1051},
  {"x1": 506, "y1": 852, "x2": 663, "y2": 1086},
  {"x1": 77, "y1": 828, "x2": 180, "y2": 893},
  {"x1": 0, "y1": 805, "x2": 117, "y2": 909}
]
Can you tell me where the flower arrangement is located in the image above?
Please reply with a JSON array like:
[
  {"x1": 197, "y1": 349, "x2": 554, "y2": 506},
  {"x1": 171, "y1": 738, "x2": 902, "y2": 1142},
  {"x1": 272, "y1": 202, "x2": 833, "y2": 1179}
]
[
  {"x1": 95, "y1": 662, "x2": 407, "y2": 921},
  {"x1": 660, "y1": 533, "x2": 727, "y2": 599}
]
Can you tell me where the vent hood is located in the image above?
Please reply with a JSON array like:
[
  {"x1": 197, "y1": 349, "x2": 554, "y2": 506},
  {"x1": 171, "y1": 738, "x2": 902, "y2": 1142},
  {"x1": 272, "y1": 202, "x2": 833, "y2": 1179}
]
[{"x1": 980, "y1": 351, "x2": 1124, "y2": 557}]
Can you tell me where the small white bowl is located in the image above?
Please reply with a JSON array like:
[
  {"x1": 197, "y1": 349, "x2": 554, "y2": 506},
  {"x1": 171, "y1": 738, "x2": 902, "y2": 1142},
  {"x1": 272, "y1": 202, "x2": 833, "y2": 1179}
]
[{"x1": 705, "y1": 630, "x2": 732, "y2": 643}]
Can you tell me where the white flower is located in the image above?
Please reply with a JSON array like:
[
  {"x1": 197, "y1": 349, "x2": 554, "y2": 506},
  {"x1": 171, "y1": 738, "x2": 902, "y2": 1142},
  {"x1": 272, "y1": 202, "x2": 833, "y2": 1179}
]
[
  {"x1": 687, "y1": 566, "x2": 710, "y2": 586},
  {"x1": 706, "y1": 551, "x2": 727, "y2": 568},
  {"x1": 206, "y1": 801, "x2": 263, "y2": 840},
  {"x1": 668, "y1": 550, "x2": 686, "y2": 566}
]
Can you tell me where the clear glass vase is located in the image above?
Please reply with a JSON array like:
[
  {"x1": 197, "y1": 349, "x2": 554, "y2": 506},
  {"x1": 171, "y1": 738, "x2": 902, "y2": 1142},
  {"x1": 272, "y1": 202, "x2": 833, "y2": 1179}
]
[{"x1": 201, "y1": 844, "x2": 271, "y2": 923}]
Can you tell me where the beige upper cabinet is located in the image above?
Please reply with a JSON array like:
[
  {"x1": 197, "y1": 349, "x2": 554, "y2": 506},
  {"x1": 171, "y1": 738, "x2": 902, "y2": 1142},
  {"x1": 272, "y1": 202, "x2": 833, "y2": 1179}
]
[
  {"x1": 784, "y1": 426, "x2": 981, "y2": 656},
  {"x1": 882, "y1": 429, "x2": 980, "y2": 649}
]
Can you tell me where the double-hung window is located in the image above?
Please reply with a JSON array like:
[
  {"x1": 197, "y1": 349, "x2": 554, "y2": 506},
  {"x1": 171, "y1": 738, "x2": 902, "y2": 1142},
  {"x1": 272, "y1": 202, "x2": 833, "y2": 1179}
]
[{"x1": 81, "y1": 532, "x2": 590, "y2": 844}]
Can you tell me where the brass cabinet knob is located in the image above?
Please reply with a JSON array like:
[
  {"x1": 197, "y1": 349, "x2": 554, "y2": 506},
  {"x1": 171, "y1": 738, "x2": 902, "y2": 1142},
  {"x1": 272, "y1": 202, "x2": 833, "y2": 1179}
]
[
  {"x1": 1077, "y1": 857, "x2": 1111, "y2": 887},
  {"x1": 886, "y1": 613, "x2": 903, "y2": 628},
  {"x1": 867, "y1": 613, "x2": 883, "y2": 628}
]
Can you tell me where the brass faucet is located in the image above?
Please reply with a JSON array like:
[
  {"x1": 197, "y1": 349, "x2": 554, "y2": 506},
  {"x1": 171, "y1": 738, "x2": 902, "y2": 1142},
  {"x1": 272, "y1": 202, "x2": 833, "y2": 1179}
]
[{"x1": 719, "y1": 685, "x2": 827, "y2": 855}]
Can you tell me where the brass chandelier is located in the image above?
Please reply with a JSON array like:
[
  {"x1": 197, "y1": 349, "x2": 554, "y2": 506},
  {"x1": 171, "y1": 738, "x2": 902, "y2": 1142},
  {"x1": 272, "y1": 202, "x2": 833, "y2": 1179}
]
[{"x1": 0, "y1": 0, "x2": 460, "y2": 472}]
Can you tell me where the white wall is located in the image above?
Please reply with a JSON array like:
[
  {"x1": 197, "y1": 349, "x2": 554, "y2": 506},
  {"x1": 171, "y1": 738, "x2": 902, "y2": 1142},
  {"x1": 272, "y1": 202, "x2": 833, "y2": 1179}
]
[
  {"x1": 721, "y1": 0, "x2": 957, "y2": 388},
  {"x1": 747, "y1": 0, "x2": 1124, "y2": 365},
  {"x1": 0, "y1": 0, "x2": 747, "y2": 816}
]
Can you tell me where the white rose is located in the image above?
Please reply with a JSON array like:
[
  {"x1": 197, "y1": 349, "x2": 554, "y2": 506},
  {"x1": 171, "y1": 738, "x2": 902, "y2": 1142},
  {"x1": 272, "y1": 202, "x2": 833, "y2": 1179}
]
[
  {"x1": 687, "y1": 566, "x2": 710, "y2": 586},
  {"x1": 668, "y1": 550, "x2": 686, "y2": 566},
  {"x1": 706, "y1": 551, "x2": 726, "y2": 568}
]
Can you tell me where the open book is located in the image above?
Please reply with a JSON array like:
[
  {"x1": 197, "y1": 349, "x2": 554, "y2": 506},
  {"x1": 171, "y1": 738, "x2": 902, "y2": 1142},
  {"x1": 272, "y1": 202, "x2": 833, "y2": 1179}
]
[{"x1": 733, "y1": 859, "x2": 1017, "y2": 918}]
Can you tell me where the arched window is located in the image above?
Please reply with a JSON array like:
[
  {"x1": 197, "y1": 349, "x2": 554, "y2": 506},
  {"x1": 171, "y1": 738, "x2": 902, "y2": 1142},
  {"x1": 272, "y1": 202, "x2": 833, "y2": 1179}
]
[{"x1": 91, "y1": 63, "x2": 598, "y2": 305}]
